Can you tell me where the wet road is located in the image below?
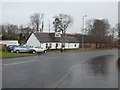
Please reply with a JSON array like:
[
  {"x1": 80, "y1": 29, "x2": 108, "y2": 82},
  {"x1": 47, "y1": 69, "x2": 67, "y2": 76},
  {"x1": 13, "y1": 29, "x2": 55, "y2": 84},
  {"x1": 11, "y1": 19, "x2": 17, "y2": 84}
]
[{"x1": 2, "y1": 49, "x2": 118, "y2": 88}]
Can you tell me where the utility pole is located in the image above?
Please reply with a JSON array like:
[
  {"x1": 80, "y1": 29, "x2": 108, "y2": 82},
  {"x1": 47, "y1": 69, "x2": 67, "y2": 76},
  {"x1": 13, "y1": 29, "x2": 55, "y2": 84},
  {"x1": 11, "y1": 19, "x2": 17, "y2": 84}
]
[
  {"x1": 41, "y1": 13, "x2": 44, "y2": 32},
  {"x1": 82, "y1": 15, "x2": 87, "y2": 48},
  {"x1": 49, "y1": 20, "x2": 50, "y2": 33}
]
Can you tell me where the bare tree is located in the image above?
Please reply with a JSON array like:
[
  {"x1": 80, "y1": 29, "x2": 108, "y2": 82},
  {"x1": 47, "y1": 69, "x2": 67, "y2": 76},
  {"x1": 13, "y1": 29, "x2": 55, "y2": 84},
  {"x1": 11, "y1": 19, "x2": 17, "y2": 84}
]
[
  {"x1": 1, "y1": 24, "x2": 19, "y2": 35},
  {"x1": 108, "y1": 24, "x2": 119, "y2": 47},
  {"x1": 1, "y1": 24, "x2": 19, "y2": 40},
  {"x1": 53, "y1": 14, "x2": 73, "y2": 35},
  {"x1": 30, "y1": 13, "x2": 44, "y2": 32},
  {"x1": 53, "y1": 14, "x2": 73, "y2": 51},
  {"x1": 86, "y1": 19, "x2": 110, "y2": 48},
  {"x1": 53, "y1": 18, "x2": 61, "y2": 32},
  {"x1": 85, "y1": 19, "x2": 94, "y2": 34}
]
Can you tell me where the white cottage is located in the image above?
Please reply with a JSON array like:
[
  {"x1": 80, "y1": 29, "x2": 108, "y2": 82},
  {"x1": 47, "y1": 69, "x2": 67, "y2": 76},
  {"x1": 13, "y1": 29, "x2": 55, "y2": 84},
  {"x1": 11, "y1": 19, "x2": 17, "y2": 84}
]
[{"x1": 26, "y1": 32, "x2": 79, "y2": 49}]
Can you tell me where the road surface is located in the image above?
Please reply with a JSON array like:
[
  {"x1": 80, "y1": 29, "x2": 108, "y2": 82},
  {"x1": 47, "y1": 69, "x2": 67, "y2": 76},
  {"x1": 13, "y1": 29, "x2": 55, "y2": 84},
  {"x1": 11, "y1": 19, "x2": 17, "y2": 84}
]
[{"x1": 2, "y1": 49, "x2": 118, "y2": 88}]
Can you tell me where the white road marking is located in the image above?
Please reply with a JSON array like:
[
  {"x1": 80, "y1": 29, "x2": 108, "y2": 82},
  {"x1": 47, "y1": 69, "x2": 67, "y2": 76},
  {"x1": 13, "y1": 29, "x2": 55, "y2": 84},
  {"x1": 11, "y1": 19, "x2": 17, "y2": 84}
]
[
  {"x1": 2, "y1": 52, "x2": 77, "y2": 66},
  {"x1": 3, "y1": 56, "x2": 62, "y2": 66},
  {"x1": 54, "y1": 64, "x2": 79, "y2": 88},
  {"x1": 3, "y1": 60, "x2": 38, "y2": 66}
]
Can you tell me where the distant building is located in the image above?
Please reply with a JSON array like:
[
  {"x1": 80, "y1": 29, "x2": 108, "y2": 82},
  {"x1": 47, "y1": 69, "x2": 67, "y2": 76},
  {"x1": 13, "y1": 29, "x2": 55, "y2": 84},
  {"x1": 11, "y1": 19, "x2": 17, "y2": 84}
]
[
  {"x1": 65, "y1": 33, "x2": 97, "y2": 48},
  {"x1": 0, "y1": 34, "x2": 19, "y2": 46},
  {"x1": 0, "y1": 40, "x2": 19, "y2": 46},
  {"x1": 26, "y1": 32, "x2": 80, "y2": 49}
]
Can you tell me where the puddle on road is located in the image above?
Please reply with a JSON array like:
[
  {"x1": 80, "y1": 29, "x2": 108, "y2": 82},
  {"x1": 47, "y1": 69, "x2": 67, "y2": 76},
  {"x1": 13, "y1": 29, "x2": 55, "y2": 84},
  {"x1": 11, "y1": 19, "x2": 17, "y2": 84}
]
[
  {"x1": 58, "y1": 54, "x2": 118, "y2": 88},
  {"x1": 86, "y1": 54, "x2": 114, "y2": 76}
]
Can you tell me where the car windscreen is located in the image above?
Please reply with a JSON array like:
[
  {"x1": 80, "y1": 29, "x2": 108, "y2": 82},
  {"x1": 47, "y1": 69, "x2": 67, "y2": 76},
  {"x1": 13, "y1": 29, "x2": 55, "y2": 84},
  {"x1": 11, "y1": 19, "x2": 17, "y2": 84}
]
[{"x1": 35, "y1": 46, "x2": 43, "y2": 49}]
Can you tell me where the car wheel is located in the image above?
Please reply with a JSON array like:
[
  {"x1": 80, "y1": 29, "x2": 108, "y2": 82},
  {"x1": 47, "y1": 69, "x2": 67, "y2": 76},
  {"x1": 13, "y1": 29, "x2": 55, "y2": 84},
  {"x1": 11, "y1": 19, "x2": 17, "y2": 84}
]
[
  {"x1": 16, "y1": 50, "x2": 20, "y2": 53},
  {"x1": 32, "y1": 50, "x2": 36, "y2": 54},
  {"x1": 44, "y1": 50, "x2": 47, "y2": 53},
  {"x1": 11, "y1": 50, "x2": 13, "y2": 53}
]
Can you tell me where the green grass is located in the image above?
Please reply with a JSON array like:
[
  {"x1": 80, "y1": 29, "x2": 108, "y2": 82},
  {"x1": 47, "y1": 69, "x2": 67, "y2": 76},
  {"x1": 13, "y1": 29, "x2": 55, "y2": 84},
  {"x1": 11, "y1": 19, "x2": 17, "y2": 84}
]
[
  {"x1": 2, "y1": 51, "x2": 33, "y2": 58},
  {"x1": 1, "y1": 48, "x2": 113, "y2": 58}
]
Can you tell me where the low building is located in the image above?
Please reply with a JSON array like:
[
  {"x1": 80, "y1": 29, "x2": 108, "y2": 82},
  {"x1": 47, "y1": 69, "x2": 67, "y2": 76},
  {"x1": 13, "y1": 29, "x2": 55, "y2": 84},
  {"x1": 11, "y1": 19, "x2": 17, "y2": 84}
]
[
  {"x1": 26, "y1": 32, "x2": 80, "y2": 49},
  {"x1": 0, "y1": 40, "x2": 19, "y2": 46},
  {"x1": 65, "y1": 34, "x2": 96, "y2": 48}
]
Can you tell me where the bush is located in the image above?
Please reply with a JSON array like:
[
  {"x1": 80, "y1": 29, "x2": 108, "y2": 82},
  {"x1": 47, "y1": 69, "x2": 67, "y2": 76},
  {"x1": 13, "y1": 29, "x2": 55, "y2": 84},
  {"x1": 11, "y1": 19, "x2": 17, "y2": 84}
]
[{"x1": 2, "y1": 44, "x2": 7, "y2": 52}]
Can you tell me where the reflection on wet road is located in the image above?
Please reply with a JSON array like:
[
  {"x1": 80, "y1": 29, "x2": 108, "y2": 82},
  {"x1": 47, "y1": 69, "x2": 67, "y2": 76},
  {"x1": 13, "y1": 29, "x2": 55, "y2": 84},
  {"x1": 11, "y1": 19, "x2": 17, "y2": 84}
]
[
  {"x1": 87, "y1": 55, "x2": 112, "y2": 77},
  {"x1": 58, "y1": 54, "x2": 118, "y2": 88}
]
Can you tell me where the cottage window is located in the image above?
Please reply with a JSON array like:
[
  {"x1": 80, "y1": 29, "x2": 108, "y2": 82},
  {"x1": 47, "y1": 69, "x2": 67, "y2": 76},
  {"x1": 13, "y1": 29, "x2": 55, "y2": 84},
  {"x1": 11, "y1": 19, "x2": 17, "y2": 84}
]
[
  {"x1": 46, "y1": 43, "x2": 48, "y2": 48},
  {"x1": 75, "y1": 44, "x2": 76, "y2": 47},
  {"x1": 49, "y1": 43, "x2": 52, "y2": 48},
  {"x1": 56, "y1": 43, "x2": 58, "y2": 49}
]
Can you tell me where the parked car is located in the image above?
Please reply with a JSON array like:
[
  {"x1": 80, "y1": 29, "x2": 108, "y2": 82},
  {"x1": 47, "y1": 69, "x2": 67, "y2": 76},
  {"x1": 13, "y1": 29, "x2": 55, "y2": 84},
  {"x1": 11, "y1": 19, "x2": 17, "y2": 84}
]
[
  {"x1": 29, "y1": 46, "x2": 47, "y2": 54},
  {"x1": 13, "y1": 46, "x2": 32, "y2": 53},
  {"x1": 7, "y1": 45, "x2": 18, "y2": 52}
]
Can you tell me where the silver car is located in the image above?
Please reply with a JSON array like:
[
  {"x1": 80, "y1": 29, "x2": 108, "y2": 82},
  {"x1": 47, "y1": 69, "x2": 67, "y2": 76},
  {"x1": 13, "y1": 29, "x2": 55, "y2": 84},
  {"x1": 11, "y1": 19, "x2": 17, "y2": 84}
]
[
  {"x1": 29, "y1": 46, "x2": 47, "y2": 54},
  {"x1": 13, "y1": 46, "x2": 31, "y2": 53}
]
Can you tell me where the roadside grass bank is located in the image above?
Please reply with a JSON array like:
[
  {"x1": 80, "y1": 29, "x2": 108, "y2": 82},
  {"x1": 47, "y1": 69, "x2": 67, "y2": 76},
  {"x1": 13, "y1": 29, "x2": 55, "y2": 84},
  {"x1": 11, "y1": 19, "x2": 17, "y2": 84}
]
[
  {"x1": 2, "y1": 51, "x2": 33, "y2": 58},
  {"x1": 1, "y1": 48, "x2": 116, "y2": 58}
]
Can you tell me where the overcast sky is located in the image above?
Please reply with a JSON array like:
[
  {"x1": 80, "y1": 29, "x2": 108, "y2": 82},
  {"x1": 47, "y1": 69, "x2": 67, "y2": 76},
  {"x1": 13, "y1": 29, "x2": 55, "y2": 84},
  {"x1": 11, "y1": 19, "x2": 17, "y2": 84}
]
[{"x1": 1, "y1": 2, "x2": 118, "y2": 33}]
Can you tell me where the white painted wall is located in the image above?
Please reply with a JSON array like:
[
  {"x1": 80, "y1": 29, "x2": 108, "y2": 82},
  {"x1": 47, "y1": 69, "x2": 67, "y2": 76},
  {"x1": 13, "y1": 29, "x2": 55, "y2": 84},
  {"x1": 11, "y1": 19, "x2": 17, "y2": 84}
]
[
  {"x1": 42, "y1": 42, "x2": 79, "y2": 49},
  {"x1": 41, "y1": 42, "x2": 62, "y2": 49},
  {"x1": 57, "y1": 43, "x2": 62, "y2": 49},
  {"x1": 26, "y1": 33, "x2": 79, "y2": 49},
  {"x1": 66, "y1": 43, "x2": 79, "y2": 49},
  {"x1": 41, "y1": 43, "x2": 46, "y2": 49},
  {"x1": 26, "y1": 33, "x2": 40, "y2": 47},
  {"x1": 51, "y1": 43, "x2": 57, "y2": 49}
]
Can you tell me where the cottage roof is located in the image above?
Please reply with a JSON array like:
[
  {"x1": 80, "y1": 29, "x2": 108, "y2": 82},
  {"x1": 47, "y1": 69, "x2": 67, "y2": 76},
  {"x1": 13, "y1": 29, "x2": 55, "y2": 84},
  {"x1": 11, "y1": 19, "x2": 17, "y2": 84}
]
[
  {"x1": 33, "y1": 32, "x2": 79, "y2": 43},
  {"x1": 66, "y1": 36, "x2": 79, "y2": 43}
]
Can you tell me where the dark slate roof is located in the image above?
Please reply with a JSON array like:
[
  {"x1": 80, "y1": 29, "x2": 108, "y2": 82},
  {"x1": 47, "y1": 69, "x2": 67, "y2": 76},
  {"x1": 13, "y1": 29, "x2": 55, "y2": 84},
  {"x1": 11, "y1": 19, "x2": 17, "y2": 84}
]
[
  {"x1": 34, "y1": 33, "x2": 60, "y2": 42},
  {"x1": 33, "y1": 32, "x2": 79, "y2": 43},
  {"x1": 66, "y1": 36, "x2": 79, "y2": 43}
]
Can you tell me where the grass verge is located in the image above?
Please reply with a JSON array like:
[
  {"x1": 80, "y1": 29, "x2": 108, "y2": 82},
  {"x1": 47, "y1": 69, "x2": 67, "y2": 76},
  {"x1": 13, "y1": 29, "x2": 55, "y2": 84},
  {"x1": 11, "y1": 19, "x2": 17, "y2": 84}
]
[
  {"x1": 1, "y1": 48, "x2": 114, "y2": 58},
  {"x1": 2, "y1": 51, "x2": 33, "y2": 58}
]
